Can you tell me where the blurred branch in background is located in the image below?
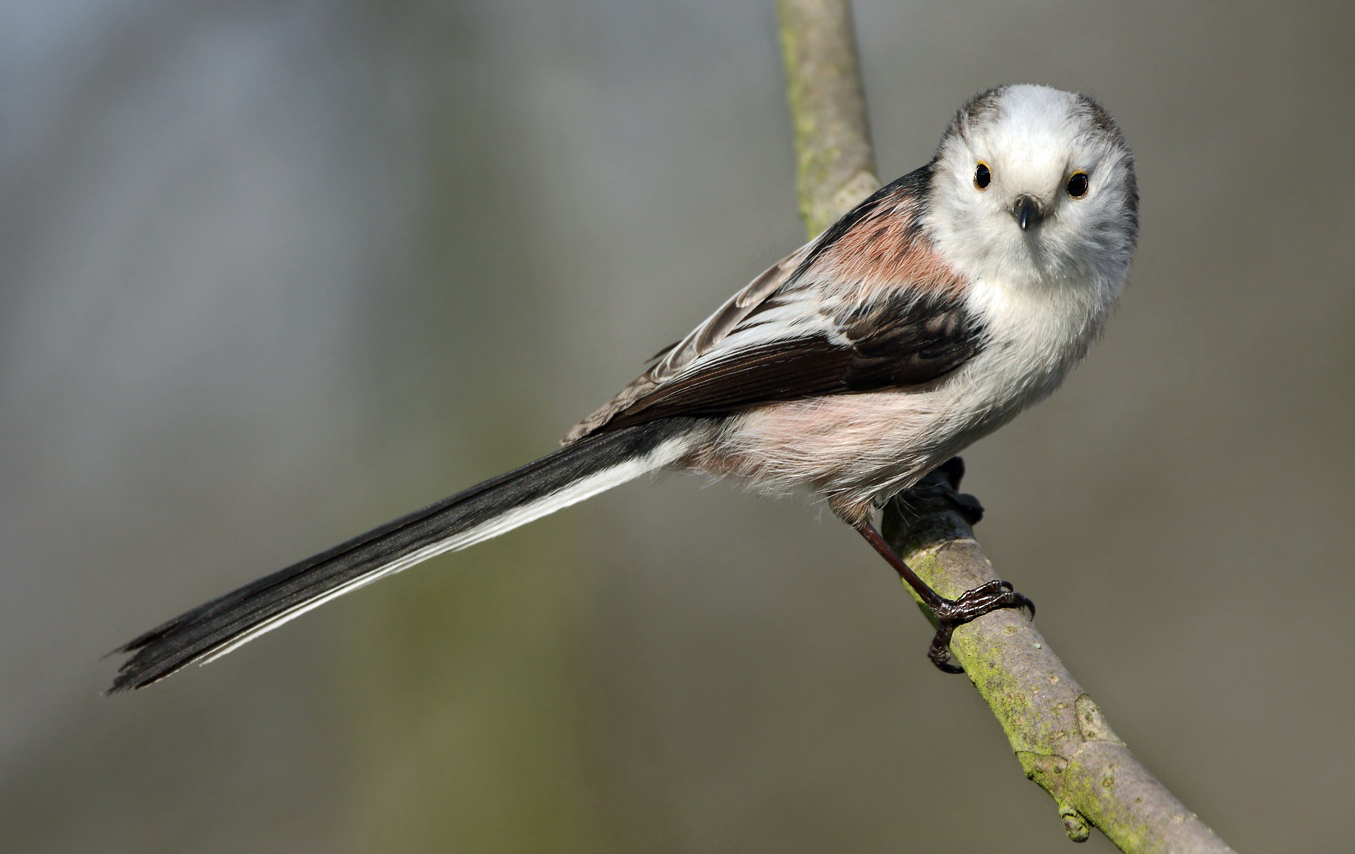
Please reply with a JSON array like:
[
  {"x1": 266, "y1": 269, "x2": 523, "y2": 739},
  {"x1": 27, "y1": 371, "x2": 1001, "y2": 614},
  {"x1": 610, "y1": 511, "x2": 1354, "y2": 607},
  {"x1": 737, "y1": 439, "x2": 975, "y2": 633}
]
[{"x1": 775, "y1": 1, "x2": 1233, "y2": 850}]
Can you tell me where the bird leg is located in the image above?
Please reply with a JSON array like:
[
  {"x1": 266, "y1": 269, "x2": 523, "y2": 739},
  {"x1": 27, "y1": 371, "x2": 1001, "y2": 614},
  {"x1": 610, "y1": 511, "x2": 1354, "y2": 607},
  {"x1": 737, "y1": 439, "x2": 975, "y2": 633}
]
[{"x1": 854, "y1": 520, "x2": 1033, "y2": 673}]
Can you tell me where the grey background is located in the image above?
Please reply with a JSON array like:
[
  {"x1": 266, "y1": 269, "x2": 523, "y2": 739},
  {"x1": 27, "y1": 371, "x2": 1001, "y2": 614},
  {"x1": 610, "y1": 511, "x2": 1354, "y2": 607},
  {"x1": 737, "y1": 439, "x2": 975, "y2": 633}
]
[{"x1": 3, "y1": 0, "x2": 1351, "y2": 851}]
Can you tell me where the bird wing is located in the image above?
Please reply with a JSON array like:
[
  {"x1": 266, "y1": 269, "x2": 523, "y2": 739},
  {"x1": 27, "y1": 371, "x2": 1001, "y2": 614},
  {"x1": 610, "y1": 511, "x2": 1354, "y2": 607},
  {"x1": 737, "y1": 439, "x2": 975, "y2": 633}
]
[
  {"x1": 566, "y1": 166, "x2": 984, "y2": 440},
  {"x1": 562, "y1": 241, "x2": 813, "y2": 443},
  {"x1": 593, "y1": 288, "x2": 983, "y2": 431}
]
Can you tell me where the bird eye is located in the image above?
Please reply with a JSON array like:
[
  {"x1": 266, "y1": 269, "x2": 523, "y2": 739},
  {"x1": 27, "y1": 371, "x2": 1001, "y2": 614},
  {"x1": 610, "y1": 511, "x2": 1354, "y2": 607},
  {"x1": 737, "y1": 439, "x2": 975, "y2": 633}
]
[
  {"x1": 1066, "y1": 171, "x2": 1089, "y2": 198},
  {"x1": 974, "y1": 162, "x2": 991, "y2": 190}
]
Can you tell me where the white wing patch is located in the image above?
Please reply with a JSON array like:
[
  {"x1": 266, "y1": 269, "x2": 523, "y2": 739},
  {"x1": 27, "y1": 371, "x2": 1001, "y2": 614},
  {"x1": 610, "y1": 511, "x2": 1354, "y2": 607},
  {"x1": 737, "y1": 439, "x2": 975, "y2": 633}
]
[{"x1": 563, "y1": 240, "x2": 818, "y2": 442}]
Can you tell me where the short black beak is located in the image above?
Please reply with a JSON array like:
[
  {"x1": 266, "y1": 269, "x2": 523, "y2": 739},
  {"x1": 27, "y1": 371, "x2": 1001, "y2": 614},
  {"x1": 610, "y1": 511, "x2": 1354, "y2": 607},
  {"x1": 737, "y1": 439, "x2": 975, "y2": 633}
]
[{"x1": 1013, "y1": 195, "x2": 1043, "y2": 232}]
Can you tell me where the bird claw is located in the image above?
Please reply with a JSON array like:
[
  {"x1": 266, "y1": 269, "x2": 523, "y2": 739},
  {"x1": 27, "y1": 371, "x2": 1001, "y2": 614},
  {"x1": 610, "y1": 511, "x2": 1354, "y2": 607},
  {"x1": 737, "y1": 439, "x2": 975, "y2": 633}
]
[{"x1": 926, "y1": 580, "x2": 1035, "y2": 673}]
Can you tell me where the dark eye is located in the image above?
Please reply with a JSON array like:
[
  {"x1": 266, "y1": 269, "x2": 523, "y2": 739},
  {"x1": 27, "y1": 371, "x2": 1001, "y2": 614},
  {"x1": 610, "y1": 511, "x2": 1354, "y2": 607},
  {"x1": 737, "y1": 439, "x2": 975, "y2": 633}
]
[
  {"x1": 1066, "y1": 171, "x2": 1089, "y2": 198},
  {"x1": 974, "y1": 162, "x2": 991, "y2": 190}
]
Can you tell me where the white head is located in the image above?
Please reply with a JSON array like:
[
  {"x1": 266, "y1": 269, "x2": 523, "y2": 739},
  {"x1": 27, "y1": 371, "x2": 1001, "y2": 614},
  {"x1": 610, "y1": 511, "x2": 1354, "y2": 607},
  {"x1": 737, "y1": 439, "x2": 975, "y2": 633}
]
[{"x1": 924, "y1": 85, "x2": 1138, "y2": 292}]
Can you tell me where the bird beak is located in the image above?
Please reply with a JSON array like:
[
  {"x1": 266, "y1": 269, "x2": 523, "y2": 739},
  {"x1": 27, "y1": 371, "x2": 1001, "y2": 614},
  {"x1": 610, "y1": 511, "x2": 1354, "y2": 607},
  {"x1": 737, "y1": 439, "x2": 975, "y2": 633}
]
[{"x1": 1013, "y1": 195, "x2": 1044, "y2": 232}]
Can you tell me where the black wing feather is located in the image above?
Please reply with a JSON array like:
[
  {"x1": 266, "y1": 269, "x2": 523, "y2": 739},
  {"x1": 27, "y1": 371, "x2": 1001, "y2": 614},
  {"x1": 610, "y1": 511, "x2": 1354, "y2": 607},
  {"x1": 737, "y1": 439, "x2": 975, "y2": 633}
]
[{"x1": 599, "y1": 291, "x2": 984, "y2": 431}]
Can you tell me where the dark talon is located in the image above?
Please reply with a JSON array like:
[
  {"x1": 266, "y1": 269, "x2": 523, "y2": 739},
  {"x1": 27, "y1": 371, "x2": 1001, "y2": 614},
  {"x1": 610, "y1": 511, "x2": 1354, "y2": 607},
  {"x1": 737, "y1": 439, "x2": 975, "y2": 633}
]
[
  {"x1": 852, "y1": 519, "x2": 1033, "y2": 676},
  {"x1": 926, "y1": 580, "x2": 1035, "y2": 674},
  {"x1": 928, "y1": 627, "x2": 966, "y2": 673},
  {"x1": 907, "y1": 457, "x2": 985, "y2": 524}
]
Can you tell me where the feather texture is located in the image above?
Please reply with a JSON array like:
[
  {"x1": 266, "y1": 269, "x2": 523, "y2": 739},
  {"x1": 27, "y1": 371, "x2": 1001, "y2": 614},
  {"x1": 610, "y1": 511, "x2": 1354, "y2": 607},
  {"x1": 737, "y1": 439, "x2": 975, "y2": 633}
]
[
  {"x1": 107, "y1": 418, "x2": 698, "y2": 692},
  {"x1": 565, "y1": 165, "x2": 981, "y2": 442},
  {"x1": 595, "y1": 289, "x2": 984, "y2": 431}
]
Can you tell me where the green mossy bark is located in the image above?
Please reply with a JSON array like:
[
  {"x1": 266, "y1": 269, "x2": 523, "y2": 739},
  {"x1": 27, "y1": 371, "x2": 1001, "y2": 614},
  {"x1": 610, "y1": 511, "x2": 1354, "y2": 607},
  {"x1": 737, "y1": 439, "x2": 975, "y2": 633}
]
[
  {"x1": 882, "y1": 478, "x2": 1231, "y2": 852},
  {"x1": 777, "y1": 0, "x2": 880, "y2": 236}
]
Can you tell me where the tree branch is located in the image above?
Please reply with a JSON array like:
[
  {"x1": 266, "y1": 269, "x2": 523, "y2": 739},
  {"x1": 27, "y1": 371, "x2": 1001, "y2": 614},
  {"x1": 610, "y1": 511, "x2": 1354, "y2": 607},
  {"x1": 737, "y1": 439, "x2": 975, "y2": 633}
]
[
  {"x1": 775, "y1": 2, "x2": 1234, "y2": 850},
  {"x1": 776, "y1": 0, "x2": 880, "y2": 234},
  {"x1": 886, "y1": 464, "x2": 1232, "y2": 851}
]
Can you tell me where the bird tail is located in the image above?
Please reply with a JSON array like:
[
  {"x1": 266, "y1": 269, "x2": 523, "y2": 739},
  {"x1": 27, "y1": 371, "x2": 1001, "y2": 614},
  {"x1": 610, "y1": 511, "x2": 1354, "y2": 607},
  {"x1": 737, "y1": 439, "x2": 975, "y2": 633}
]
[{"x1": 107, "y1": 417, "x2": 697, "y2": 692}]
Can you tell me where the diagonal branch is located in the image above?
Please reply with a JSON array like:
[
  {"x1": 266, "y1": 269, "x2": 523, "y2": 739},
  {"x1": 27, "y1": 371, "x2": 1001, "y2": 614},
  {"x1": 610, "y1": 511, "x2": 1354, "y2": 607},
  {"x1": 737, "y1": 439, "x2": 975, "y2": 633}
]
[
  {"x1": 885, "y1": 464, "x2": 1232, "y2": 851},
  {"x1": 775, "y1": 2, "x2": 1234, "y2": 850}
]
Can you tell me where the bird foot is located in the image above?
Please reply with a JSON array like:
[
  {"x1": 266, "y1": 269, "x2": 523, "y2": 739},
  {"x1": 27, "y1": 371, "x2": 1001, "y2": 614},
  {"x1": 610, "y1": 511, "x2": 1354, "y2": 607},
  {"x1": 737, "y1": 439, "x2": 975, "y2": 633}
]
[{"x1": 926, "y1": 580, "x2": 1035, "y2": 674}]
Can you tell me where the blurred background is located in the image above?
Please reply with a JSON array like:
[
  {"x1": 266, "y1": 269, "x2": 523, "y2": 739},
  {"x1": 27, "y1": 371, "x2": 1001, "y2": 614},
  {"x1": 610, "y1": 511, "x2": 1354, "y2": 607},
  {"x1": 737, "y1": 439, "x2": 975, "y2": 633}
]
[{"x1": 3, "y1": 0, "x2": 1351, "y2": 850}]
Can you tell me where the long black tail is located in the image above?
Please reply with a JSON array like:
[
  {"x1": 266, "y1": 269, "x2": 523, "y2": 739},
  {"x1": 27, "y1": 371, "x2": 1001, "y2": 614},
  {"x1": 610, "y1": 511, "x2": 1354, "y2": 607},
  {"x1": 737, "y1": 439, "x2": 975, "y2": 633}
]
[{"x1": 108, "y1": 418, "x2": 696, "y2": 692}]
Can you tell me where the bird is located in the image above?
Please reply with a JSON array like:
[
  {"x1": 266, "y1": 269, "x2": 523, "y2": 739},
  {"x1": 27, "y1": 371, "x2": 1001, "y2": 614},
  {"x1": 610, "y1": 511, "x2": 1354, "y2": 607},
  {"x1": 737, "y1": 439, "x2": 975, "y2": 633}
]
[{"x1": 107, "y1": 84, "x2": 1138, "y2": 692}]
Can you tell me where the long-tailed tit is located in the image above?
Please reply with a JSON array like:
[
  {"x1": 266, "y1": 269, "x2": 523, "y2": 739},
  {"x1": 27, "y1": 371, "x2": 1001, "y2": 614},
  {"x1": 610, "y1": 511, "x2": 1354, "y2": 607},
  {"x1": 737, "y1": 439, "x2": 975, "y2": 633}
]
[{"x1": 109, "y1": 84, "x2": 1138, "y2": 692}]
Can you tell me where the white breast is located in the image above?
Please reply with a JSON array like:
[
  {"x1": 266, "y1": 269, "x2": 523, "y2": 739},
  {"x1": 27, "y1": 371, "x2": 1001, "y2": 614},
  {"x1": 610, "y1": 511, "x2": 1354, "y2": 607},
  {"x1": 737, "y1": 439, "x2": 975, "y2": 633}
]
[{"x1": 701, "y1": 269, "x2": 1120, "y2": 522}]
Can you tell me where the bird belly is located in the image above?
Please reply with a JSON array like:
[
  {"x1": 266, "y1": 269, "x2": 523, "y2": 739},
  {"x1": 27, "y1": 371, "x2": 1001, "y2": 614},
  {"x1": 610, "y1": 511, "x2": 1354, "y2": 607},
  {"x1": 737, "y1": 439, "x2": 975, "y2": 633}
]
[
  {"x1": 695, "y1": 388, "x2": 972, "y2": 522},
  {"x1": 696, "y1": 329, "x2": 1085, "y2": 522}
]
